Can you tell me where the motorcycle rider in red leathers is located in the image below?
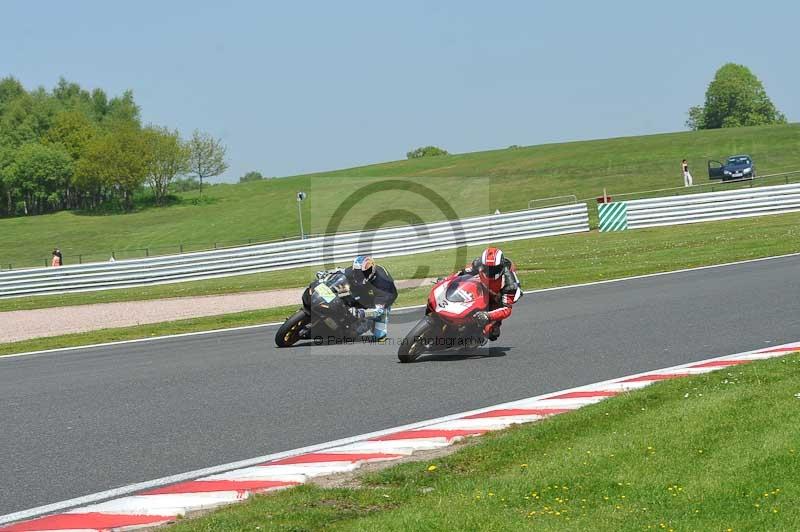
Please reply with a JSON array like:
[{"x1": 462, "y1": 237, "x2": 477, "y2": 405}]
[{"x1": 458, "y1": 247, "x2": 522, "y2": 341}]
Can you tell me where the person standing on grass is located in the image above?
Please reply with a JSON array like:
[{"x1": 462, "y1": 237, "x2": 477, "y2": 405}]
[
  {"x1": 51, "y1": 248, "x2": 62, "y2": 267},
  {"x1": 682, "y1": 159, "x2": 693, "y2": 187}
]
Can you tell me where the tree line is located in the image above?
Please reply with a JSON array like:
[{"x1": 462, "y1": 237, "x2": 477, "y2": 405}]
[{"x1": 0, "y1": 77, "x2": 228, "y2": 216}]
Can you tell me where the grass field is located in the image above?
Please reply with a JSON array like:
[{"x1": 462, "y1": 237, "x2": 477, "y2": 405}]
[
  {"x1": 0, "y1": 124, "x2": 798, "y2": 268},
  {"x1": 166, "y1": 353, "x2": 800, "y2": 531}
]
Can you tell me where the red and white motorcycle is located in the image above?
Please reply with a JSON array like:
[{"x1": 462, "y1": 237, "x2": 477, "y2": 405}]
[{"x1": 397, "y1": 273, "x2": 491, "y2": 363}]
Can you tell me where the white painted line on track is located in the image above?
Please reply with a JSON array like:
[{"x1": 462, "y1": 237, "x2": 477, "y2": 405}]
[
  {"x1": 2, "y1": 250, "x2": 798, "y2": 361},
  {"x1": 0, "y1": 322, "x2": 283, "y2": 359}
]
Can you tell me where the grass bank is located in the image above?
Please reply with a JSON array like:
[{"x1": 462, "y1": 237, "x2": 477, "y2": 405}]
[
  {"x1": 169, "y1": 353, "x2": 800, "y2": 531},
  {"x1": 0, "y1": 124, "x2": 798, "y2": 268}
]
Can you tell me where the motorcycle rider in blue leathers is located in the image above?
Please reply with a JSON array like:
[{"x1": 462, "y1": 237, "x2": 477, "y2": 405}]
[{"x1": 317, "y1": 255, "x2": 397, "y2": 341}]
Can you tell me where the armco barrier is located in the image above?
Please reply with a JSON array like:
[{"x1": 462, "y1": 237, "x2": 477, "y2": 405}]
[
  {"x1": 627, "y1": 182, "x2": 800, "y2": 229},
  {"x1": 597, "y1": 182, "x2": 800, "y2": 231},
  {"x1": 0, "y1": 204, "x2": 589, "y2": 298}
]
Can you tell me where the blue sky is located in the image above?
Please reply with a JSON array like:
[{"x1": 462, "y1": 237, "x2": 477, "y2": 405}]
[{"x1": 2, "y1": 0, "x2": 796, "y2": 181}]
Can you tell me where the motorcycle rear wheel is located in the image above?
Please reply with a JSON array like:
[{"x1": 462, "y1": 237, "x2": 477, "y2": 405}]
[
  {"x1": 398, "y1": 316, "x2": 436, "y2": 363},
  {"x1": 275, "y1": 309, "x2": 309, "y2": 347}
]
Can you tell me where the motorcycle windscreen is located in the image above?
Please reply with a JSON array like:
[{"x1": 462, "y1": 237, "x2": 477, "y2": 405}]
[
  {"x1": 326, "y1": 272, "x2": 351, "y2": 296},
  {"x1": 444, "y1": 276, "x2": 482, "y2": 303}
]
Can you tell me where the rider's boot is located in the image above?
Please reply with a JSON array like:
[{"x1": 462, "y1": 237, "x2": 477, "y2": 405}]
[{"x1": 372, "y1": 311, "x2": 389, "y2": 343}]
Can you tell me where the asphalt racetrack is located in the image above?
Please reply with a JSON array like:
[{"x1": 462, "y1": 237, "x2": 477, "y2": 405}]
[{"x1": 2, "y1": 255, "x2": 799, "y2": 515}]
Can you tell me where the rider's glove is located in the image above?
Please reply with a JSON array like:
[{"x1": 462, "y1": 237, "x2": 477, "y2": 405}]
[
  {"x1": 349, "y1": 307, "x2": 366, "y2": 319},
  {"x1": 474, "y1": 311, "x2": 490, "y2": 326},
  {"x1": 315, "y1": 271, "x2": 327, "y2": 280}
]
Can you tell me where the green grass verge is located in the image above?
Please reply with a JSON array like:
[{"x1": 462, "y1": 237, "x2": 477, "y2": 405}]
[
  {"x1": 1, "y1": 124, "x2": 798, "y2": 268},
  {"x1": 3, "y1": 210, "x2": 800, "y2": 313},
  {"x1": 168, "y1": 354, "x2": 800, "y2": 531}
]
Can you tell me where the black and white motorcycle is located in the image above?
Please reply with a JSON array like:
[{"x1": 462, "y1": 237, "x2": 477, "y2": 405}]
[{"x1": 274, "y1": 272, "x2": 371, "y2": 347}]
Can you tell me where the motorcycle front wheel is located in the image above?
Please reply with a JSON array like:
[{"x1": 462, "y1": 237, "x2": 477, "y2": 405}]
[
  {"x1": 275, "y1": 309, "x2": 309, "y2": 347},
  {"x1": 398, "y1": 316, "x2": 437, "y2": 363}
]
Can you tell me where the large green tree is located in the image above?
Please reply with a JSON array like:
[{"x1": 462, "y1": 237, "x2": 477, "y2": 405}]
[
  {"x1": 0, "y1": 89, "x2": 59, "y2": 149},
  {"x1": 77, "y1": 124, "x2": 149, "y2": 212},
  {"x1": 687, "y1": 63, "x2": 787, "y2": 130},
  {"x1": 104, "y1": 90, "x2": 141, "y2": 127},
  {"x1": 42, "y1": 110, "x2": 96, "y2": 209},
  {"x1": 5, "y1": 142, "x2": 73, "y2": 215},
  {"x1": 0, "y1": 77, "x2": 26, "y2": 115},
  {"x1": 45, "y1": 110, "x2": 97, "y2": 161},
  {"x1": 143, "y1": 126, "x2": 190, "y2": 205},
  {"x1": 0, "y1": 145, "x2": 15, "y2": 213}
]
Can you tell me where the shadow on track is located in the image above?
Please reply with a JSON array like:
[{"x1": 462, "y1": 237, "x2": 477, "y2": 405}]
[
  {"x1": 276, "y1": 338, "x2": 385, "y2": 349},
  {"x1": 412, "y1": 345, "x2": 511, "y2": 363},
  {"x1": 272, "y1": 340, "x2": 511, "y2": 364}
]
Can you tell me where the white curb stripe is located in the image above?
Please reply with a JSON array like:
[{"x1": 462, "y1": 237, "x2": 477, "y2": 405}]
[
  {"x1": 326, "y1": 441, "x2": 450, "y2": 453},
  {"x1": 68, "y1": 493, "x2": 241, "y2": 515},
  {"x1": 202, "y1": 470, "x2": 308, "y2": 483}
]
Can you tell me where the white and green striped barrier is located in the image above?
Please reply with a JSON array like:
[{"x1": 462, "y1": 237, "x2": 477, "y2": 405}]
[
  {"x1": 598, "y1": 202, "x2": 628, "y2": 231},
  {"x1": 598, "y1": 182, "x2": 800, "y2": 233}
]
